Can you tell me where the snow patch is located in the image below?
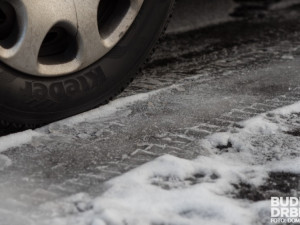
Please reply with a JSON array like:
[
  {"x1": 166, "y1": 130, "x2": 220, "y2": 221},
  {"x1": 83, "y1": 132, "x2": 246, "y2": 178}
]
[
  {"x1": 0, "y1": 154, "x2": 12, "y2": 170},
  {"x1": 0, "y1": 130, "x2": 42, "y2": 153},
  {"x1": 60, "y1": 91, "x2": 159, "y2": 126},
  {"x1": 272, "y1": 100, "x2": 300, "y2": 115},
  {"x1": 41, "y1": 101, "x2": 300, "y2": 225},
  {"x1": 44, "y1": 155, "x2": 262, "y2": 225},
  {"x1": 268, "y1": 157, "x2": 300, "y2": 174}
]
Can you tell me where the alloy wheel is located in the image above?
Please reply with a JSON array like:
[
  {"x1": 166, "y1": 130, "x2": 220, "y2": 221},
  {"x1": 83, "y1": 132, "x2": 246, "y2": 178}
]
[{"x1": 0, "y1": 0, "x2": 144, "y2": 77}]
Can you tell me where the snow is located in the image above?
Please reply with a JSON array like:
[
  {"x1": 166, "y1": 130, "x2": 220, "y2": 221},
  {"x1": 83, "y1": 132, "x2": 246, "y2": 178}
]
[
  {"x1": 60, "y1": 90, "x2": 159, "y2": 126},
  {"x1": 43, "y1": 155, "x2": 258, "y2": 225},
  {"x1": 270, "y1": 0, "x2": 300, "y2": 10},
  {"x1": 0, "y1": 89, "x2": 159, "y2": 156},
  {"x1": 269, "y1": 158, "x2": 300, "y2": 174},
  {"x1": 0, "y1": 130, "x2": 41, "y2": 153},
  {"x1": 0, "y1": 154, "x2": 12, "y2": 171},
  {"x1": 40, "y1": 101, "x2": 300, "y2": 225},
  {"x1": 272, "y1": 100, "x2": 300, "y2": 115}
]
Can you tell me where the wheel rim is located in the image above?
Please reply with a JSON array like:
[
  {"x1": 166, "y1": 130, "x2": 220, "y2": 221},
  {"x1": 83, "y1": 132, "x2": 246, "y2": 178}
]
[{"x1": 0, "y1": 0, "x2": 144, "y2": 77}]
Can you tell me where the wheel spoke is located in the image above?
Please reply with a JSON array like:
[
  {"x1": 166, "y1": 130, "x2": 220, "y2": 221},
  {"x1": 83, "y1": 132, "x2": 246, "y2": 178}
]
[
  {"x1": 73, "y1": 0, "x2": 108, "y2": 70},
  {"x1": 74, "y1": 0, "x2": 144, "y2": 71}
]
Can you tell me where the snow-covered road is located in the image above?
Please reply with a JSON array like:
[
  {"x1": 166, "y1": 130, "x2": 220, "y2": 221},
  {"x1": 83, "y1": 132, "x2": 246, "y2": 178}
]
[
  {"x1": 1, "y1": 3, "x2": 300, "y2": 225},
  {"x1": 40, "y1": 102, "x2": 300, "y2": 225}
]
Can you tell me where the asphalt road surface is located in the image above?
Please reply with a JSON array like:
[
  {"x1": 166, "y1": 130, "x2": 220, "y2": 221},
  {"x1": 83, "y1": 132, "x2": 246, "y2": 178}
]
[{"x1": 1, "y1": 3, "x2": 300, "y2": 225}]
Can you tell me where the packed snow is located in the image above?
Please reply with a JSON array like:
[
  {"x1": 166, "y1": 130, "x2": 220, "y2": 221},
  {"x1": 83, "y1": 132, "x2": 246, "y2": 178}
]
[
  {"x1": 0, "y1": 90, "x2": 160, "y2": 152},
  {"x1": 0, "y1": 130, "x2": 41, "y2": 153},
  {"x1": 36, "y1": 101, "x2": 300, "y2": 225}
]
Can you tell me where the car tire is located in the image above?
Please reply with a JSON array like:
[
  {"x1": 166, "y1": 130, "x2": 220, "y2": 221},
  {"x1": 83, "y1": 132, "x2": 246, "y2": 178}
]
[{"x1": 0, "y1": 0, "x2": 175, "y2": 130}]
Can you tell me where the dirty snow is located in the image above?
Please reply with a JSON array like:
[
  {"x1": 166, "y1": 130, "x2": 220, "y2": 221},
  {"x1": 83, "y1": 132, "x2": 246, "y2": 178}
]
[
  {"x1": 0, "y1": 130, "x2": 41, "y2": 153},
  {"x1": 59, "y1": 90, "x2": 159, "y2": 126},
  {"x1": 0, "y1": 154, "x2": 12, "y2": 171},
  {"x1": 0, "y1": 91, "x2": 159, "y2": 154},
  {"x1": 38, "y1": 101, "x2": 300, "y2": 225}
]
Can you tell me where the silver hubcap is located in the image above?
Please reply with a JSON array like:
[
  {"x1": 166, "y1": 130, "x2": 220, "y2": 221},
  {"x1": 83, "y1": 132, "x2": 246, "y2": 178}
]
[{"x1": 0, "y1": 0, "x2": 144, "y2": 77}]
